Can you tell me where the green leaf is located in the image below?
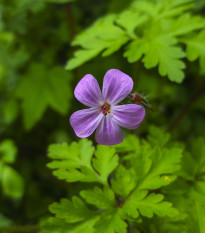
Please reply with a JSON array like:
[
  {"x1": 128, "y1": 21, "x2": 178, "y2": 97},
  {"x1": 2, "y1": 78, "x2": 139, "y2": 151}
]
[
  {"x1": 49, "y1": 197, "x2": 94, "y2": 223},
  {"x1": 167, "y1": 14, "x2": 205, "y2": 36},
  {"x1": 48, "y1": 139, "x2": 101, "y2": 183},
  {"x1": 111, "y1": 165, "x2": 136, "y2": 198},
  {"x1": 138, "y1": 147, "x2": 182, "y2": 190},
  {"x1": 125, "y1": 132, "x2": 183, "y2": 190},
  {"x1": 116, "y1": 10, "x2": 148, "y2": 36},
  {"x1": 40, "y1": 216, "x2": 99, "y2": 233},
  {"x1": 183, "y1": 30, "x2": 205, "y2": 72},
  {"x1": 66, "y1": 15, "x2": 129, "y2": 70},
  {"x1": 123, "y1": 190, "x2": 178, "y2": 218},
  {"x1": 48, "y1": 140, "x2": 119, "y2": 185},
  {"x1": 80, "y1": 186, "x2": 115, "y2": 209},
  {"x1": 16, "y1": 63, "x2": 72, "y2": 129},
  {"x1": 113, "y1": 135, "x2": 140, "y2": 153},
  {"x1": 123, "y1": 39, "x2": 149, "y2": 63},
  {"x1": 180, "y1": 138, "x2": 205, "y2": 185},
  {"x1": 92, "y1": 145, "x2": 118, "y2": 184},
  {"x1": 2, "y1": 165, "x2": 24, "y2": 199},
  {"x1": 66, "y1": 48, "x2": 102, "y2": 70},
  {"x1": 94, "y1": 210, "x2": 127, "y2": 233},
  {"x1": 0, "y1": 139, "x2": 17, "y2": 164},
  {"x1": 142, "y1": 35, "x2": 186, "y2": 83}
]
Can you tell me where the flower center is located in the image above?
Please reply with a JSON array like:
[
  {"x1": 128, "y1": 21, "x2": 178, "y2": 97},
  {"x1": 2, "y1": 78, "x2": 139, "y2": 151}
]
[{"x1": 101, "y1": 102, "x2": 111, "y2": 115}]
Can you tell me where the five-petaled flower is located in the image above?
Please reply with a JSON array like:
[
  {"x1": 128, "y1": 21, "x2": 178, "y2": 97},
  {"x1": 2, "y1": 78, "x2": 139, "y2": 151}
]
[{"x1": 70, "y1": 69, "x2": 145, "y2": 145}]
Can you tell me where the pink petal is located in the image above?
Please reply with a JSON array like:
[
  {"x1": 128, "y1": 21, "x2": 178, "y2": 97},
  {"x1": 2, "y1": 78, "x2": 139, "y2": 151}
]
[
  {"x1": 102, "y1": 69, "x2": 133, "y2": 105},
  {"x1": 111, "y1": 104, "x2": 145, "y2": 129},
  {"x1": 74, "y1": 74, "x2": 104, "y2": 107},
  {"x1": 95, "y1": 115, "x2": 123, "y2": 145},
  {"x1": 70, "y1": 107, "x2": 103, "y2": 138}
]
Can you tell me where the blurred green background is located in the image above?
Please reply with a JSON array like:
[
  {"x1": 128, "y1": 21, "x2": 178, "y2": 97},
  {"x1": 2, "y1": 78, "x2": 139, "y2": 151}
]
[{"x1": 0, "y1": 0, "x2": 205, "y2": 231}]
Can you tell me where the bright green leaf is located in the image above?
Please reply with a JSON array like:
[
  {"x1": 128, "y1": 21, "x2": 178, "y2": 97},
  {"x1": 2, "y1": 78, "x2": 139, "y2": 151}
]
[
  {"x1": 80, "y1": 186, "x2": 115, "y2": 209},
  {"x1": 94, "y1": 210, "x2": 127, "y2": 233},
  {"x1": 92, "y1": 145, "x2": 118, "y2": 185},
  {"x1": 142, "y1": 35, "x2": 186, "y2": 83},
  {"x1": 49, "y1": 197, "x2": 94, "y2": 223},
  {"x1": 123, "y1": 190, "x2": 178, "y2": 218},
  {"x1": 111, "y1": 165, "x2": 136, "y2": 198},
  {"x1": 48, "y1": 139, "x2": 101, "y2": 183}
]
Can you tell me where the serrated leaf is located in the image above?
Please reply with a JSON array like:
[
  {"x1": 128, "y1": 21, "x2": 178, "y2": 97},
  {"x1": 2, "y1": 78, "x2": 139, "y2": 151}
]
[
  {"x1": 183, "y1": 30, "x2": 205, "y2": 72},
  {"x1": 139, "y1": 147, "x2": 182, "y2": 190},
  {"x1": 16, "y1": 63, "x2": 72, "y2": 129},
  {"x1": 124, "y1": 131, "x2": 183, "y2": 190},
  {"x1": 123, "y1": 39, "x2": 149, "y2": 63},
  {"x1": 123, "y1": 190, "x2": 178, "y2": 218},
  {"x1": 66, "y1": 48, "x2": 102, "y2": 70},
  {"x1": 142, "y1": 35, "x2": 186, "y2": 83},
  {"x1": 66, "y1": 15, "x2": 129, "y2": 70},
  {"x1": 40, "y1": 217, "x2": 99, "y2": 233},
  {"x1": 167, "y1": 14, "x2": 205, "y2": 36},
  {"x1": 80, "y1": 186, "x2": 115, "y2": 209},
  {"x1": 94, "y1": 210, "x2": 127, "y2": 233},
  {"x1": 116, "y1": 9, "x2": 148, "y2": 36},
  {"x1": 92, "y1": 145, "x2": 118, "y2": 184},
  {"x1": 48, "y1": 139, "x2": 102, "y2": 183},
  {"x1": 111, "y1": 165, "x2": 136, "y2": 198},
  {"x1": 113, "y1": 135, "x2": 140, "y2": 153},
  {"x1": 180, "y1": 138, "x2": 205, "y2": 180},
  {"x1": 49, "y1": 197, "x2": 94, "y2": 223}
]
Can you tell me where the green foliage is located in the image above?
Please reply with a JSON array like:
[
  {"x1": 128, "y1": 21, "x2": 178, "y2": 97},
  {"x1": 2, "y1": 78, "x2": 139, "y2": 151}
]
[
  {"x1": 42, "y1": 128, "x2": 186, "y2": 233},
  {"x1": 1, "y1": 165, "x2": 24, "y2": 199},
  {"x1": 49, "y1": 197, "x2": 94, "y2": 223},
  {"x1": 183, "y1": 30, "x2": 205, "y2": 73},
  {"x1": 80, "y1": 186, "x2": 115, "y2": 209},
  {"x1": 0, "y1": 140, "x2": 24, "y2": 199},
  {"x1": 66, "y1": 0, "x2": 205, "y2": 83},
  {"x1": 123, "y1": 190, "x2": 178, "y2": 218},
  {"x1": 0, "y1": 0, "x2": 205, "y2": 232},
  {"x1": 0, "y1": 139, "x2": 17, "y2": 164},
  {"x1": 48, "y1": 139, "x2": 118, "y2": 185},
  {"x1": 66, "y1": 15, "x2": 129, "y2": 70},
  {"x1": 16, "y1": 64, "x2": 72, "y2": 129}
]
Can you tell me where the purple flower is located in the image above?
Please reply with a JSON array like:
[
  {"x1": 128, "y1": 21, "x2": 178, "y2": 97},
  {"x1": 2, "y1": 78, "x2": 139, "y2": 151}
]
[{"x1": 70, "y1": 69, "x2": 145, "y2": 145}]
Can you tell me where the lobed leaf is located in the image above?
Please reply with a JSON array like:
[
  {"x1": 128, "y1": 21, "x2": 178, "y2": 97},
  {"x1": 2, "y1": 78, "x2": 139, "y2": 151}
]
[
  {"x1": 49, "y1": 197, "x2": 94, "y2": 223},
  {"x1": 123, "y1": 190, "x2": 178, "y2": 218},
  {"x1": 92, "y1": 145, "x2": 118, "y2": 185},
  {"x1": 80, "y1": 186, "x2": 115, "y2": 209}
]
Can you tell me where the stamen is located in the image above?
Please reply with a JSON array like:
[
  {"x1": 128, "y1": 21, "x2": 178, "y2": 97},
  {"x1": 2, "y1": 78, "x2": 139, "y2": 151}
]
[
  {"x1": 80, "y1": 132, "x2": 82, "y2": 135},
  {"x1": 101, "y1": 102, "x2": 111, "y2": 115}
]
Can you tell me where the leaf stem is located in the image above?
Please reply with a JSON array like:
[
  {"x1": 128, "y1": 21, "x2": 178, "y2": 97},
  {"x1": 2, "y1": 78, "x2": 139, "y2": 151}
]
[
  {"x1": 167, "y1": 81, "x2": 205, "y2": 132},
  {"x1": 65, "y1": 2, "x2": 76, "y2": 41}
]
